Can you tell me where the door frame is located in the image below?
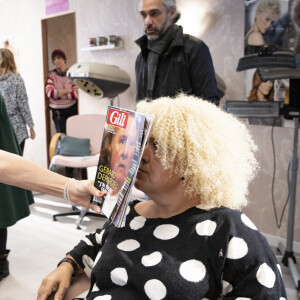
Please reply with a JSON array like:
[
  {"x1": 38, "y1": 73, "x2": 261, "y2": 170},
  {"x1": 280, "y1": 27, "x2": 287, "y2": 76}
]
[{"x1": 41, "y1": 12, "x2": 77, "y2": 166}]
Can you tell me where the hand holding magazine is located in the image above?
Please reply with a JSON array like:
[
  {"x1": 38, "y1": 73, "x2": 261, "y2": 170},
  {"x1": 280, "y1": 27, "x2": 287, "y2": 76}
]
[{"x1": 91, "y1": 106, "x2": 154, "y2": 227}]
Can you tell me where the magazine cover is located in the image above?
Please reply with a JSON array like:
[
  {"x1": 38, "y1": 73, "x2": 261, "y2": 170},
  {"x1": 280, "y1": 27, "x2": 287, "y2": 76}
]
[{"x1": 91, "y1": 106, "x2": 154, "y2": 227}]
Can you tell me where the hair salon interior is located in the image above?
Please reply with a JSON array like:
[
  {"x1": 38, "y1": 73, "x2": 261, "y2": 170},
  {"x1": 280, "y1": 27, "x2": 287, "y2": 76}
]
[{"x1": 1, "y1": 0, "x2": 300, "y2": 299}]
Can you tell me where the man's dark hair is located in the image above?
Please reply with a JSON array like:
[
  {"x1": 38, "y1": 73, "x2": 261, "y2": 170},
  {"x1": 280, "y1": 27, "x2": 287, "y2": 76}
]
[
  {"x1": 162, "y1": 0, "x2": 176, "y2": 11},
  {"x1": 162, "y1": 0, "x2": 181, "y2": 23}
]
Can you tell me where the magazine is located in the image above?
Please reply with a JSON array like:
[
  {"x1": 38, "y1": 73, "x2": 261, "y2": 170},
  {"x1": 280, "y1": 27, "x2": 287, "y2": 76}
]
[{"x1": 91, "y1": 106, "x2": 154, "y2": 227}]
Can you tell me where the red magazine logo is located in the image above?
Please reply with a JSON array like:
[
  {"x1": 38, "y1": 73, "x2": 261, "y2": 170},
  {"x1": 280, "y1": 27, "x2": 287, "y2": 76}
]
[{"x1": 107, "y1": 108, "x2": 129, "y2": 129}]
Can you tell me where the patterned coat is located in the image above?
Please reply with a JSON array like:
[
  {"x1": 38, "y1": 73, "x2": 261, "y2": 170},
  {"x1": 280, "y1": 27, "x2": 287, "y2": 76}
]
[{"x1": 0, "y1": 73, "x2": 34, "y2": 145}]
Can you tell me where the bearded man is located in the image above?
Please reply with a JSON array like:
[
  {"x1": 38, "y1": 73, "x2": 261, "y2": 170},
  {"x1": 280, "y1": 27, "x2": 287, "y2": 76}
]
[{"x1": 135, "y1": 0, "x2": 219, "y2": 105}]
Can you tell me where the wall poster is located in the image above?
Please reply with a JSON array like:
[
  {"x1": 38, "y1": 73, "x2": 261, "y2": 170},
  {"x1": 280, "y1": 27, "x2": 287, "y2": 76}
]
[
  {"x1": 243, "y1": 0, "x2": 300, "y2": 114},
  {"x1": 244, "y1": 0, "x2": 290, "y2": 55}
]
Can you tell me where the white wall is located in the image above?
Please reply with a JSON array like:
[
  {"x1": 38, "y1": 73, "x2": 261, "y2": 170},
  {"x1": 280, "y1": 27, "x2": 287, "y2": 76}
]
[
  {"x1": 0, "y1": 0, "x2": 46, "y2": 166},
  {"x1": 71, "y1": 0, "x2": 143, "y2": 115},
  {"x1": 177, "y1": 0, "x2": 245, "y2": 102}
]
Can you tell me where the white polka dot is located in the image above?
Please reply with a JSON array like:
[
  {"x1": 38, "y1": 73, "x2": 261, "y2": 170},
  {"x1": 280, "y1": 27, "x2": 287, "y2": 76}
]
[
  {"x1": 82, "y1": 254, "x2": 94, "y2": 278},
  {"x1": 126, "y1": 205, "x2": 130, "y2": 215},
  {"x1": 117, "y1": 239, "x2": 140, "y2": 251},
  {"x1": 110, "y1": 267, "x2": 128, "y2": 286},
  {"x1": 222, "y1": 279, "x2": 232, "y2": 295},
  {"x1": 95, "y1": 230, "x2": 105, "y2": 244},
  {"x1": 179, "y1": 259, "x2": 206, "y2": 282},
  {"x1": 83, "y1": 237, "x2": 93, "y2": 246},
  {"x1": 227, "y1": 237, "x2": 248, "y2": 259},
  {"x1": 201, "y1": 298, "x2": 210, "y2": 300},
  {"x1": 280, "y1": 298, "x2": 286, "y2": 300},
  {"x1": 94, "y1": 295, "x2": 112, "y2": 300},
  {"x1": 94, "y1": 251, "x2": 102, "y2": 266},
  {"x1": 277, "y1": 264, "x2": 282, "y2": 276},
  {"x1": 130, "y1": 216, "x2": 146, "y2": 230},
  {"x1": 142, "y1": 252, "x2": 162, "y2": 267},
  {"x1": 235, "y1": 298, "x2": 251, "y2": 300},
  {"x1": 241, "y1": 214, "x2": 257, "y2": 230},
  {"x1": 153, "y1": 224, "x2": 179, "y2": 240},
  {"x1": 92, "y1": 284, "x2": 100, "y2": 292},
  {"x1": 196, "y1": 220, "x2": 217, "y2": 236},
  {"x1": 144, "y1": 279, "x2": 167, "y2": 300},
  {"x1": 82, "y1": 255, "x2": 94, "y2": 269},
  {"x1": 256, "y1": 263, "x2": 275, "y2": 288}
]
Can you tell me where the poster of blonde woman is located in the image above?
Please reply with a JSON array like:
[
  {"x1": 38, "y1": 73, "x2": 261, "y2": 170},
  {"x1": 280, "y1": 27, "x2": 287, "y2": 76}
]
[
  {"x1": 244, "y1": 0, "x2": 289, "y2": 55},
  {"x1": 291, "y1": 0, "x2": 300, "y2": 53}
]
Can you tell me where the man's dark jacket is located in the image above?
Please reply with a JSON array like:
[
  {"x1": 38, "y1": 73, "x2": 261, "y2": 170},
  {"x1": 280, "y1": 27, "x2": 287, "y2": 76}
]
[{"x1": 135, "y1": 27, "x2": 219, "y2": 105}]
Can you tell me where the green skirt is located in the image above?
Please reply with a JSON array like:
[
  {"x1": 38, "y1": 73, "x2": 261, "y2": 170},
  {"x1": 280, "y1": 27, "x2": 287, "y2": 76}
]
[{"x1": 0, "y1": 94, "x2": 34, "y2": 228}]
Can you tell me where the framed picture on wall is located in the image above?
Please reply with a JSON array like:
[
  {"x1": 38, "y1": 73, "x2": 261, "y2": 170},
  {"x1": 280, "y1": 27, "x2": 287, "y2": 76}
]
[{"x1": 244, "y1": 0, "x2": 290, "y2": 55}]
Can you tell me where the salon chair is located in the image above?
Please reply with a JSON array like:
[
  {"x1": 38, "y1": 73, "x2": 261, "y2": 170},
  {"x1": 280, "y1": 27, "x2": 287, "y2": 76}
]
[{"x1": 49, "y1": 114, "x2": 107, "y2": 229}]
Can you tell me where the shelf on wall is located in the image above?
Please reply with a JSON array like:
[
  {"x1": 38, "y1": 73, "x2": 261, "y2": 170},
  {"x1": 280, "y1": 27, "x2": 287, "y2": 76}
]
[{"x1": 81, "y1": 40, "x2": 123, "y2": 52}]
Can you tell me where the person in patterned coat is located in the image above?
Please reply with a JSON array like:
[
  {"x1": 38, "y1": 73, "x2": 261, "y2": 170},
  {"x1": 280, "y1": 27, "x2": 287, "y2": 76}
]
[
  {"x1": 38, "y1": 94, "x2": 287, "y2": 300},
  {"x1": 0, "y1": 48, "x2": 35, "y2": 153}
]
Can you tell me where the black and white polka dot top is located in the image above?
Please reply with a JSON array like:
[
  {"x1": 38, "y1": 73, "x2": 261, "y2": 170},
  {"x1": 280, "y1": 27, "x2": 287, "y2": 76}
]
[{"x1": 69, "y1": 200, "x2": 287, "y2": 300}]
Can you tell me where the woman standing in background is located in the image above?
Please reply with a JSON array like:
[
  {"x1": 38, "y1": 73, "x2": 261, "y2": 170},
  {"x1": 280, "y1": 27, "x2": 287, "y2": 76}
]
[
  {"x1": 0, "y1": 48, "x2": 35, "y2": 153},
  {"x1": 45, "y1": 49, "x2": 78, "y2": 134}
]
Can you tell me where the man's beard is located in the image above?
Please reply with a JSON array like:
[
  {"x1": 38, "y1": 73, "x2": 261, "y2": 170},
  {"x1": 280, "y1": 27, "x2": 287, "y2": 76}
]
[{"x1": 145, "y1": 17, "x2": 172, "y2": 40}]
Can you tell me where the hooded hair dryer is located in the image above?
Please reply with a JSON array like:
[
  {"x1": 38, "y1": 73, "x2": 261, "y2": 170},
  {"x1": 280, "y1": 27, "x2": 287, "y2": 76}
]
[{"x1": 67, "y1": 62, "x2": 131, "y2": 99}]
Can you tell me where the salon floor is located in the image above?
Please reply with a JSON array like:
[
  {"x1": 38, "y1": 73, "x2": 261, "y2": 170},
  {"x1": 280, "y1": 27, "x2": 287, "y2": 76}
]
[{"x1": 0, "y1": 193, "x2": 299, "y2": 300}]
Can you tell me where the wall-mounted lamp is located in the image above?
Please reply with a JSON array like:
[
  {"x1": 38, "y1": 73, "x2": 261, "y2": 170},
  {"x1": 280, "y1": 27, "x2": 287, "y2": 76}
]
[{"x1": 67, "y1": 62, "x2": 131, "y2": 105}]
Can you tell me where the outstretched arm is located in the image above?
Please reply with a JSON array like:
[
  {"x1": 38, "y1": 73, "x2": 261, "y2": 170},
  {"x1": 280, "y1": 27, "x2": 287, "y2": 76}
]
[{"x1": 0, "y1": 150, "x2": 103, "y2": 212}]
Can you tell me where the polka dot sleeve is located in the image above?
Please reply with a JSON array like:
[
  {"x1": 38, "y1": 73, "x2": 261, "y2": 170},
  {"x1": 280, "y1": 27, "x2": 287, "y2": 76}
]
[
  {"x1": 68, "y1": 221, "x2": 113, "y2": 275},
  {"x1": 221, "y1": 212, "x2": 287, "y2": 299}
]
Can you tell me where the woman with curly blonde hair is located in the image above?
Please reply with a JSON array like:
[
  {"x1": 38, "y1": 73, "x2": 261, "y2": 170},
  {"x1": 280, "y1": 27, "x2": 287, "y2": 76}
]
[
  {"x1": 38, "y1": 95, "x2": 286, "y2": 300},
  {"x1": 136, "y1": 94, "x2": 258, "y2": 210}
]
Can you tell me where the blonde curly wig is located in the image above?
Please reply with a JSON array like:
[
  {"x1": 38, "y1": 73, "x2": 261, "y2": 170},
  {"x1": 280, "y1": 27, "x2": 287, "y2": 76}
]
[{"x1": 136, "y1": 94, "x2": 258, "y2": 210}]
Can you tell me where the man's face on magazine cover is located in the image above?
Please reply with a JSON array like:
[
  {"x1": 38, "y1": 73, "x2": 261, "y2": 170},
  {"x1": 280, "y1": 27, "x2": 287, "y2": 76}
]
[{"x1": 110, "y1": 115, "x2": 138, "y2": 190}]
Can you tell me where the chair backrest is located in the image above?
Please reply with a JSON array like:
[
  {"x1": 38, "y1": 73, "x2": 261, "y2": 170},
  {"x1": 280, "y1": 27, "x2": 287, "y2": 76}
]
[{"x1": 66, "y1": 114, "x2": 106, "y2": 156}]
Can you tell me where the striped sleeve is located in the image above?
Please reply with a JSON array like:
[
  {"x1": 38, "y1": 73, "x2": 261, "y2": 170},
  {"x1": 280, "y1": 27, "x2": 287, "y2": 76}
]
[
  {"x1": 68, "y1": 81, "x2": 78, "y2": 100},
  {"x1": 45, "y1": 75, "x2": 58, "y2": 99}
]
